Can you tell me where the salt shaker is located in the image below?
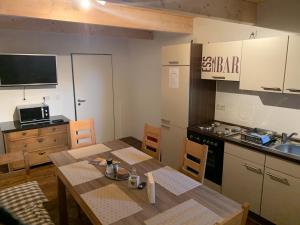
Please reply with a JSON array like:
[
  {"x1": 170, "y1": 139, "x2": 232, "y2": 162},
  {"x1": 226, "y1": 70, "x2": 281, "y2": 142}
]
[{"x1": 128, "y1": 167, "x2": 140, "y2": 188}]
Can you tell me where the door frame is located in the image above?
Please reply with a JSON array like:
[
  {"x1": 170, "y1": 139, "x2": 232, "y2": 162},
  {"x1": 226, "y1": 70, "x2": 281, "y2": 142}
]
[{"x1": 70, "y1": 53, "x2": 116, "y2": 139}]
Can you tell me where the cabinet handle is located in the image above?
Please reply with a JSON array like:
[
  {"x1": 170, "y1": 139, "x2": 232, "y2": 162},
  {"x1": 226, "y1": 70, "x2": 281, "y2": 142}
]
[
  {"x1": 261, "y1": 86, "x2": 281, "y2": 91},
  {"x1": 286, "y1": 88, "x2": 300, "y2": 93},
  {"x1": 23, "y1": 144, "x2": 27, "y2": 148},
  {"x1": 161, "y1": 124, "x2": 171, "y2": 129},
  {"x1": 22, "y1": 132, "x2": 27, "y2": 136},
  {"x1": 212, "y1": 76, "x2": 225, "y2": 80},
  {"x1": 243, "y1": 163, "x2": 263, "y2": 175},
  {"x1": 38, "y1": 152, "x2": 46, "y2": 156},
  {"x1": 38, "y1": 138, "x2": 44, "y2": 143},
  {"x1": 168, "y1": 61, "x2": 179, "y2": 65},
  {"x1": 161, "y1": 118, "x2": 171, "y2": 124},
  {"x1": 266, "y1": 172, "x2": 289, "y2": 186}
]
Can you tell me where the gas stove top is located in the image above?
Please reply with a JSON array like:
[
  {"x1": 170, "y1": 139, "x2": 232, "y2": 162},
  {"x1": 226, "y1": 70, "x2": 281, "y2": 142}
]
[{"x1": 198, "y1": 122, "x2": 242, "y2": 137}]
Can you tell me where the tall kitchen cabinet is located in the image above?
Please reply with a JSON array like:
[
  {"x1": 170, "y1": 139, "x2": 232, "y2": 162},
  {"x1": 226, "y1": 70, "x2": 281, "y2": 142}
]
[{"x1": 161, "y1": 43, "x2": 216, "y2": 169}]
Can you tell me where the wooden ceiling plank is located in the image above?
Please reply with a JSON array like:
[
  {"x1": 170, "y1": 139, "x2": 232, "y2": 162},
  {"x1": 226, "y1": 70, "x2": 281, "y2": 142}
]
[
  {"x1": 0, "y1": 16, "x2": 154, "y2": 39},
  {"x1": 0, "y1": 0, "x2": 194, "y2": 34}
]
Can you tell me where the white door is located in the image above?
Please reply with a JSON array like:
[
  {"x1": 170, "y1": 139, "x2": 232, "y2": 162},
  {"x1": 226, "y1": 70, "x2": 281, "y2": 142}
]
[{"x1": 72, "y1": 54, "x2": 115, "y2": 143}]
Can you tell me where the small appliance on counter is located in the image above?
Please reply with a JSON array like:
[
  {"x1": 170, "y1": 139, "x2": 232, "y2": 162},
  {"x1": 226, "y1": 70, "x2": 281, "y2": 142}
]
[
  {"x1": 16, "y1": 103, "x2": 50, "y2": 124},
  {"x1": 240, "y1": 128, "x2": 277, "y2": 145}
]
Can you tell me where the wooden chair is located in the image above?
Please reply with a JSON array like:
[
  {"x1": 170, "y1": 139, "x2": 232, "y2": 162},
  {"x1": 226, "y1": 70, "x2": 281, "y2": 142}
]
[
  {"x1": 69, "y1": 118, "x2": 96, "y2": 149},
  {"x1": 215, "y1": 203, "x2": 250, "y2": 225},
  {"x1": 0, "y1": 150, "x2": 30, "y2": 187},
  {"x1": 142, "y1": 123, "x2": 161, "y2": 160},
  {"x1": 181, "y1": 138, "x2": 208, "y2": 183}
]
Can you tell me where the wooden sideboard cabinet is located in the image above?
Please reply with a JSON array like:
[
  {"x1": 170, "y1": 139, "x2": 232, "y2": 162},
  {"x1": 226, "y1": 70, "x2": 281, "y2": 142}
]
[{"x1": 4, "y1": 124, "x2": 70, "y2": 170}]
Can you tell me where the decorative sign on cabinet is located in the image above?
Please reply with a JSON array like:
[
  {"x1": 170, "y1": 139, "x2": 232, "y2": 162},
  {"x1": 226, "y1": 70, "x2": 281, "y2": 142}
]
[{"x1": 201, "y1": 41, "x2": 242, "y2": 81}]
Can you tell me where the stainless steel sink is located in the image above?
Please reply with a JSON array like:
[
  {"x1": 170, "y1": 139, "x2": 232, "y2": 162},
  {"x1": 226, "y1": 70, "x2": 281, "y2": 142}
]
[{"x1": 274, "y1": 144, "x2": 300, "y2": 157}]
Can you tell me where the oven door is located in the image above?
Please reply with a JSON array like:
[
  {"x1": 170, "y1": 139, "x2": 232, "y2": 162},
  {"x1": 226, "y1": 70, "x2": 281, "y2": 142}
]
[
  {"x1": 204, "y1": 141, "x2": 224, "y2": 185},
  {"x1": 19, "y1": 107, "x2": 46, "y2": 124}
]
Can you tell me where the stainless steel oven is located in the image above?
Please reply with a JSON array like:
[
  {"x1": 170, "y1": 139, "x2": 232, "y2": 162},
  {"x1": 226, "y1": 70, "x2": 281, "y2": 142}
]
[
  {"x1": 16, "y1": 104, "x2": 50, "y2": 124},
  {"x1": 187, "y1": 130, "x2": 224, "y2": 186}
]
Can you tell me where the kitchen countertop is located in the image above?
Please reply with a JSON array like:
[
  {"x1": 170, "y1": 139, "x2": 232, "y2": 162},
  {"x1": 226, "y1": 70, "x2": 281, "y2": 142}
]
[
  {"x1": 188, "y1": 124, "x2": 300, "y2": 165},
  {"x1": 0, "y1": 115, "x2": 70, "y2": 133}
]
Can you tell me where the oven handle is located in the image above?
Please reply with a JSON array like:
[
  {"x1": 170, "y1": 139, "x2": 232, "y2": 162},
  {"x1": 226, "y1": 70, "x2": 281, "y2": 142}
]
[{"x1": 243, "y1": 163, "x2": 263, "y2": 175}]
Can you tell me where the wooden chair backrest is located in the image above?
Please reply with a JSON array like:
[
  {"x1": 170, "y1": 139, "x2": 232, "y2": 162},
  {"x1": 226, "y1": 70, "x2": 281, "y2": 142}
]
[
  {"x1": 181, "y1": 138, "x2": 208, "y2": 183},
  {"x1": 0, "y1": 151, "x2": 30, "y2": 180},
  {"x1": 69, "y1": 119, "x2": 96, "y2": 149},
  {"x1": 142, "y1": 124, "x2": 161, "y2": 160},
  {"x1": 215, "y1": 203, "x2": 250, "y2": 225}
]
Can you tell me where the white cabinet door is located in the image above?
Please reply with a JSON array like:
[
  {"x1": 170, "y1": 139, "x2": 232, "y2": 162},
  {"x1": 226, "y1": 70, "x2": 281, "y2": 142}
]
[
  {"x1": 284, "y1": 35, "x2": 300, "y2": 94},
  {"x1": 160, "y1": 125, "x2": 186, "y2": 170},
  {"x1": 161, "y1": 43, "x2": 191, "y2": 66},
  {"x1": 202, "y1": 41, "x2": 242, "y2": 81},
  {"x1": 161, "y1": 66, "x2": 190, "y2": 128},
  {"x1": 222, "y1": 152, "x2": 264, "y2": 214},
  {"x1": 261, "y1": 168, "x2": 300, "y2": 225},
  {"x1": 239, "y1": 36, "x2": 288, "y2": 93}
]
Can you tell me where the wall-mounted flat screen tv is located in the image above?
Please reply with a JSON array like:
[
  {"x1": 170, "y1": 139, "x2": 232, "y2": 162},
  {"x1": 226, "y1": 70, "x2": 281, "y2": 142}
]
[{"x1": 0, "y1": 54, "x2": 57, "y2": 86}]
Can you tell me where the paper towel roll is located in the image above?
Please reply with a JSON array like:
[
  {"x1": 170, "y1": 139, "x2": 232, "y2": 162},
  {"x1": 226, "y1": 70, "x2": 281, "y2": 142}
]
[{"x1": 147, "y1": 172, "x2": 155, "y2": 204}]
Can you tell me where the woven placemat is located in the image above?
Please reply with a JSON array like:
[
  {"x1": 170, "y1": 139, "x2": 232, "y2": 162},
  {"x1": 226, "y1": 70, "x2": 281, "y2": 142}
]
[
  {"x1": 146, "y1": 166, "x2": 201, "y2": 196},
  {"x1": 81, "y1": 183, "x2": 142, "y2": 225},
  {"x1": 112, "y1": 147, "x2": 152, "y2": 165},
  {"x1": 145, "y1": 199, "x2": 222, "y2": 225},
  {"x1": 59, "y1": 160, "x2": 103, "y2": 186},
  {"x1": 68, "y1": 144, "x2": 111, "y2": 159}
]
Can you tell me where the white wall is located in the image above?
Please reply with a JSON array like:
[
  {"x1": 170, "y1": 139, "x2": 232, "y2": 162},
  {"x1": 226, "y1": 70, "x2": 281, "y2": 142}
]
[{"x1": 0, "y1": 29, "x2": 132, "y2": 139}]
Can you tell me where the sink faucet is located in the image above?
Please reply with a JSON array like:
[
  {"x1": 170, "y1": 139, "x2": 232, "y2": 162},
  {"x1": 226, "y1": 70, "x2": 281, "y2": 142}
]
[{"x1": 281, "y1": 132, "x2": 298, "y2": 144}]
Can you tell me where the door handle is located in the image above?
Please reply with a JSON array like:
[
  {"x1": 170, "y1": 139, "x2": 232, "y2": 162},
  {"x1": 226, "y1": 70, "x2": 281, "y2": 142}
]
[
  {"x1": 161, "y1": 124, "x2": 171, "y2": 129},
  {"x1": 286, "y1": 88, "x2": 300, "y2": 93},
  {"x1": 266, "y1": 172, "x2": 289, "y2": 186},
  {"x1": 243, "y1": 163, "x2": 263, "y2": 175},
  {"x1": 261, "y1": 86, "x2": 281, "y2": 91},
  {"x1": 168, "y1": 61, "x2": 179, "y2": 65},
  {"x1": 161, "y1": 118, "x2": 171, "y2": 124},
  {"x1": 77, "y1": 99, "x2": 86, "y2": 103},
  {"x1": 212, "y1": 76, "x2": 225, "y2": 80}
]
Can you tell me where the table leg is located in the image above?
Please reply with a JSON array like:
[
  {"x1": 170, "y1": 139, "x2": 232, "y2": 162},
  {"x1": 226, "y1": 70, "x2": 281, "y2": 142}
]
[{"x1": 57, "y1": 176, "x2": 68, "y2": 225}]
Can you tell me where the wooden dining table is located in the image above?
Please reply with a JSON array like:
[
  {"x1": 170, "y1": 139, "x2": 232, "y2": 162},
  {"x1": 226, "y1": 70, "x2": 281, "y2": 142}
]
[{"x1": 49, "y1": 139, "x2": 241, "y2": 225}]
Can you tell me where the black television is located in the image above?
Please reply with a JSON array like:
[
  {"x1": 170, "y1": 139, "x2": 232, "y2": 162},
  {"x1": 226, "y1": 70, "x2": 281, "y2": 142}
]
[{"x1": 0, "y1": 54, "x2": 57, "y2": 86}]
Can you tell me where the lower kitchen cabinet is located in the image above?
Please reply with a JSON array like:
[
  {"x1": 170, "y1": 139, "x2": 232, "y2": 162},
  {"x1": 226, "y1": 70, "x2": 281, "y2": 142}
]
[
  {"x1": 261, "y1": 157, "x2": 300, "y2": 225},
  {"x1": 161, "y1": 124, "x2": 186, "y2": 170},
  {"x1": 222, "y1": 152, "x2": 264, "y2": 214}
]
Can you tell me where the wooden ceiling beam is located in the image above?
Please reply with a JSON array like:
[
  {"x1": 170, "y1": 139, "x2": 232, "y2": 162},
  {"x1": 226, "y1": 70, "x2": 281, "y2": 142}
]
[
  {"x1": 0, "y1": 0, "x2": 194, "y2": 34},
  {"x1": 0, "y1": 16, "x2": 154, "y2": 39}
]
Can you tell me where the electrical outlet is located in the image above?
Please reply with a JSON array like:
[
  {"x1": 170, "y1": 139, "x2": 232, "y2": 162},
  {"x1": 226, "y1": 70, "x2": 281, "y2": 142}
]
[
  {"x1": 216, "y1": 104, "x2": 225, "y2": 111},
  {"x1": 43, "y1": 96, "x2": 50, "y2": 101}
]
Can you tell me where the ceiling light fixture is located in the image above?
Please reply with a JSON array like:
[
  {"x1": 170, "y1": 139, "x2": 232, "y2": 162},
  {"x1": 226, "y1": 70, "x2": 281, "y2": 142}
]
[
  {"x1": 96, "y1": 0, "x2": 106, "y2": 6},
  {"x1": 80, "y1": 0, "x2": 90, "y2": 9}
]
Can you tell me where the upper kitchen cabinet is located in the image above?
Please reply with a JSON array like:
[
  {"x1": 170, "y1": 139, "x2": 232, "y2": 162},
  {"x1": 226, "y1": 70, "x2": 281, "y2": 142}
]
[
  {"x1": 202, "y1": 41, "x2": 242, "y2": 81},
  {"x1": 284, "y1": 35, "x2": 300, "y2": 94},
  {"x1": 239, "y1": 36, "x2": 289, "y2": 93},
  {"x1": 161, "y1": 43, "x2": 191, "y2": 66}
]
